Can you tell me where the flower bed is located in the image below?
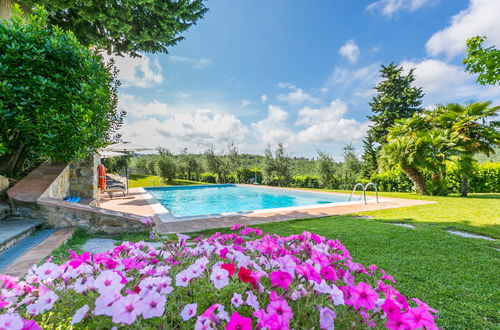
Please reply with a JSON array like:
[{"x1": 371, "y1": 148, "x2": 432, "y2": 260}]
[{"x1": 0, "y1": 225, "x2": 438, "y2": 329}]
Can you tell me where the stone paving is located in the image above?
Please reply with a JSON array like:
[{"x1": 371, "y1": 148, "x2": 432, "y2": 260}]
[
  {"x1": 99, "y1": 188, "x2": 156, "y2": 217},
  {"x1": 446, "y1": 230, "x2": 495, "y2": 241},
  {"x1": 81, "y1": 238, "x2": 119, "y2": 254}
]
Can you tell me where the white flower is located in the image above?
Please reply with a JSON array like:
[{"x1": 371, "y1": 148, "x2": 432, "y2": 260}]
[
  {"x1": 210, "y1": 268, "x2": 229, "y2": 290},
  {"x1": 180, "y1": 303, "x2": 197, "y2": 321},
  {"x1": 71, "y1": 304, "x2": 89, "y2": 325}
]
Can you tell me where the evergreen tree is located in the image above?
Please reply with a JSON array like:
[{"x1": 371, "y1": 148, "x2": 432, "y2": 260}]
[
  {"x1": 367, "y1": 63, "x2": 424, "y2": 145},
  {"x1": 316, "y1": 151, "x2": 337, "y2": 188},
  {"x1": 340, "y1": 143, "x2": 362, "y2": 190},
  {"x1": 361, "y1": 136, "x2": 378, "y2": 179}
]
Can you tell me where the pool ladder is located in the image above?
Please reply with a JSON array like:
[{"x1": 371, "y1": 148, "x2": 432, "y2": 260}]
[{"x1": 348, "y1": 183, "x2": 379, "y2": 204}]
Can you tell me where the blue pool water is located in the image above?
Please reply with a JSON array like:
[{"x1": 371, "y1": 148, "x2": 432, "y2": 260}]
[{"x1": 145, "y1": 184, "x2": 353, "y2": 217}]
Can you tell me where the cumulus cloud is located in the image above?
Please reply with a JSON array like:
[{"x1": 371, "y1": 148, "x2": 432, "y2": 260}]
[
  {"x1": 426, "y1": 0, "x2": 500, "y2": 58},
  {"x1": 103, "y1": 53, "x2": 163, "y2": 88},
  {"x1": 401, "y1": 59, "x2": 500, "y2": 105},
  {"x1": 260, "y1": 94, "x2": 268, "y2": 102},
  {"x1": 295, "y1": 100, "x2": 369, "y2": 144},
  {"x1": 338, "y1": 40, "x2": 360, "y2": 64},
  {"x1": 251, "y1": 105, "x2": 292, "y2": 144},
  {"x1": 277, "y1": 87, "x2": 318, "y2": 105},
  {"x1": 118, "y1": 94, "x2": 170, "y2": 119},
  {"x1": 326, "y1": 63, "x2": 381, "y2": 101},
  {"x1": 367, "y1": 0, "x2": 437, "y2": 16},
  {"x1": 169, "y1": 55, "x2": 212, "y2": 69}
]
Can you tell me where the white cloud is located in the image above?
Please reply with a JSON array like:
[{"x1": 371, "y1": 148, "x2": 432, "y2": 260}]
[
  {"x1": 277, "y1": 82, "x2": 296, "y2": 89},
  {"x1": 118, "y1": 94, "x2": 170, "y2": 119},
  {"x1": 295, "y1": 100, "x2": 369, "y2": 144},
  {"x1": 367, "y1": 0, "x2": 437, "y2": 16},
  {"x1": 242, "y1": 99, "x2": 251, "y2": 107},
  {"x1": 169, "y1": 55, "x2": 212, "y2": 69},
  {"x1": 426, "y1": 0, "x2": 500, "y2": 58},
  {"x1": 260, "y1": 94, "x2": 268, "y2": 102},
  {"x1": 251, "y1": 105, "x2": 292, "y2": 144},
  {"x1": 277, "y1": 87, "x2": 318, "y2": 105},
  {"x1": 103, "y1": 53, "x2": 162, "y2": 88},
  {"x1": 338, "y1": 39, "x2": 360, "y2": 64},
  {"x1": 401, "y1": 59, "x2": 500, "y2": 104},
  {"x1": 326, "y1": 63, "x2": 381, "y2": 101}
]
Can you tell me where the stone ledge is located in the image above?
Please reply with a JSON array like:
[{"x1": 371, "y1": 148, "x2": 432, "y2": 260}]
[{"x1": 38, "y1": 197, "x2": 148, "y2": 234}]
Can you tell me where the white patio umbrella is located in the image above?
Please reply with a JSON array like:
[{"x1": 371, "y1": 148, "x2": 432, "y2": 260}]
[
  {"x1": 103, "y1": 142, "x2": 155, "y2": 194},
  {"x1": 98, "y1": 150, "x2": 127, "y2": 159}
]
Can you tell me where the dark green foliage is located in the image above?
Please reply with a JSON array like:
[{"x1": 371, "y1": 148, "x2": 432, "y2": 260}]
[
  {"x1": 155, "y1": 155, "x2": 176, "y2": 183},
  {"x1": 447, "y1": 162, "x2": 500, "y2": 193},
  {"x1": 262, "y1": 143, "x2": 292, "y2": 186},
  {"x1": 361, "y1": 136, "x2": 378, "y2": 179},
  {"x1": 290, "y1": 175, "x2": 319, "y2": 188},
  {"x1": 199, "y1": 172, "x2": 217, "y2": 183},
  {"x1": 463, "y1": 36, "x2": 500, "y2": 86},
  {"x1": 339, "y1": 143, "x2": 362, "y2": 190},
  {"x1": 370, "y1": 170, "x2": 413, "y2": 192},
  {"x1": 102, "y1": 155, "x2": 130, "y2": 173},
  {"x1": 235, "y1": 168, "x2": 262, "y2": 184},
  {"x1": 0, "y1": 7, "x2": 123, "y2": 176},
  {"x1": 367, "y1": 63, "x2": 424, "y2": 145},
  {"x1": 18, "y1": 0, "x2": 208, "y2": 57}
]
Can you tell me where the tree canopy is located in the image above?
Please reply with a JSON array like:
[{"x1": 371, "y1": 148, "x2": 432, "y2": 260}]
[
  {"x1": 0, "y1": 7, "x2": 123, "y2": 176},
  {"x1": 16, "y1": 0, "x2": 208, "y2": 57},
  {"x1": 463, "y1": 36, "x2": 500, "y2": 86}
]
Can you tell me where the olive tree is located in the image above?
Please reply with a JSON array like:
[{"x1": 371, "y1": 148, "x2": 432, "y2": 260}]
[{"x1": 0, "y1": 7, "x2": 124, "y2": 176}]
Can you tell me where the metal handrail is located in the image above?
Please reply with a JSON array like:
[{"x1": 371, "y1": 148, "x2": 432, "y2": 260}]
[
  {"x1": 363, "y1": 182, "x2": 379, "y2": 204},
  {"x1": 349, "y1": 183, "x2": 365, "y2": 202}
]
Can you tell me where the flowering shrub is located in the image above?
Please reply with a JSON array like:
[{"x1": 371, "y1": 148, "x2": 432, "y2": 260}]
[{"x1": 0, "y1": 225, "x2": 438, "y2": 329}]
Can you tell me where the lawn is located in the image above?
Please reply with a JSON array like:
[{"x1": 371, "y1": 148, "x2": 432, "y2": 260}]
[
  {"x1": 128, "y1": 174, "x2": 208, "y2": 188},
  {"x1": 50, "y1": 191, "x2": 500, "y2": 329}
]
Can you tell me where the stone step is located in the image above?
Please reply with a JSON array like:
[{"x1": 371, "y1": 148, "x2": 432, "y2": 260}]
[
  {"x1": 0, "y1": 218, "x2": 44, "y2": 253},
  {"x1": 0, "y1": 202, "x2": 10, "y2": 220}
]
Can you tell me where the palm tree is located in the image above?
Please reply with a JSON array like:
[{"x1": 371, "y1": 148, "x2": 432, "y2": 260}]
[{"x1": 432, "y1": 102, "x2": 500, "y2": 196}]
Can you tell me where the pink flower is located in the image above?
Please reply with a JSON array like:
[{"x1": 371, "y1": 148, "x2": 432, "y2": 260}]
[
  {"x1": 141, "y1": 292, "x2": 166, "y2": 319},
  {"x1": 401, "y1": 307, "x2": 436, "y2": 329},
  {"x1": 210, "y1": 268, "x2": 229, "y2": 290},
  {"x1": 112, "y1": 294, "x2": 142, "y2": 325},
  {"x1": 311, "y1": 251, "x2": 330, "y2": 267},
  {"x1": 0, "y1": 314, "x2": 23, "y2": 329},
  {"x1": 21, "y1": 319, "x2": 41, "y2": 330},
  {"x1": 36, "y1": 291, "x2": 59, "y2": 313},
  {"x1": 317, "y1": 306, "x2": 336, "y2": 329},
  {"x1": 35, "y1": 263, "x2": 61, "y2": 281},
  {"x1": 94, "y1": 293, "x2": 120, "y2": 317},
  {"x1": 380, "y1": 268, "x2": 396, "y2": 283},
  {"x1": 226, "y1": 311, "x2": 252, "y2": 330},
  {"x1": 231, "y1": 292, "x2": 243, "y2": 307},
  {"x1": 94, "y1": 270, "x2": 124, "y2": 294},
  {"x1": 201, "y1": 304, "x2": 220, "y2": 324},
  {"x1": 230, "y1": 224, "x2": 243, "y2": 231},
  {"x1": 71, "y1": 304, "x2": 89, "y2": 325},
  {"x1": 140, "y1": 217, "x2": 153, "y2": 227},
  {"x1": 245, "y1": 291, "x2": 260, "y2": 311},
  {"x1": 320, "y1": 266, "x2": 338, "y2": 282},
  {"x1": 180, "y1": 303, "x2": 198, "y2": 321},
  {"x1": 269, "y1": 271, "x2": 292, "y2": 291},
  {"x1": 382, "y1": 298, "x2": 402, "y2": 321},
  {"x1": 349, "y1": 282, "x2": 378, "y2": 310},
  {"x1": 175, "y1": 270, "x2": 193, "y2": 288},
  {"x1": 266, "y1": 297, "x2": 293, "y2": 325}
]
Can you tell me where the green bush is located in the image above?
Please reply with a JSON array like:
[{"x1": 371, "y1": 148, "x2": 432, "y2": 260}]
[
  {"x1": 235, "y1": 168, "x2": 263, "y2": 184},
  {"x1": 0, "y1": 7, "x2": 123, "y2": 176},
  {"x1": 371, "y1": 170, "x2": 413, "y2": 192},
  {"x1": 225, "y1": 174, "x2": 236, "y2": 184},
  {"x1": 155, "y1": 157, "x2": 176, "y2": 183},
  {"x1": 447, "y1": 162, "x2": 500, "y2": 193},
  {"x1": 291, "y1": 175, "x2": 319, "y2": 188},
  {"x1": 199, "y1": 172, "x2": 217, "y2": 183}
]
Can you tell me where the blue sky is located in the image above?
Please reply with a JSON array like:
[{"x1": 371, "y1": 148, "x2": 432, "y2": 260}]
[{"x1": 110, "y1": 0, "x2": 500, "y2": 159}]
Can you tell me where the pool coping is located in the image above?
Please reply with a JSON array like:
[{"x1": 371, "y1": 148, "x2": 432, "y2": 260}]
[{"x1": 138, "y1": 184, "x2": 391, "y2": 224}]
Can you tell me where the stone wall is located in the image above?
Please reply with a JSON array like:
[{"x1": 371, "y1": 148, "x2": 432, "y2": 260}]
[
  {"x1": 38, "y1": 198, "x2": 148, "y2": 234},
  {"x1": 40, "y1": 166, "x2": 70, "y2": 200},
  {"x1": 69, "y1": 155, "x2": 100, "y2": 201}
]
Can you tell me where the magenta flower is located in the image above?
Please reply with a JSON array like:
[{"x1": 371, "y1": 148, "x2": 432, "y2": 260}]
[
  {"x1": 349, "y1": 282, "x2": 378, "y2": 310},
  {"x1": 112, "y1": 294, "x2": 142, "y2": 325},
  {"x1": 266, "y1": 297, "x2": 293, "y2": 325},
  {"x1": 382, "y1": 298, "x2": 402, "y2": 321},
  {"x1": 180, "y1": 303, "x2": 198, "y2": 321},
  {"x1": 320, "y1": 266, "x2": 338, "y2": 282},
  {"x1": 21, "y1": 319, "x2": 41, "y2": 330},
  {"x1": 71, "y1": 304, "x2": 89, "y2": 325},
  {"x1": 401, "y1": 307, "x2": 436, "y2": 329},
  {"x1": 317, "y1": 306, "x2": 336, "y2": 329},
  {"x1": 141, "y1": 292, "x2": 166, "y2": 319},
  {"x1": 269, "y1": 271, "x2": 292, "y2": 291},
  {"x1": 230, "y1": 224, "x2": 243, "y2": 231},
  {"x1": 226, "y1": 311, "x2": 252, "y2": 330},
  {"x1": 139, "y1": 217, "x2": 153, "y2": 227}
]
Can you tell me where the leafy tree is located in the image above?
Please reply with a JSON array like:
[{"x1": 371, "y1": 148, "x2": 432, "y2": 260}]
[
  {"x1": 432, "y1": 102, "x2": 500, "y2": 196},
  {"x1": 463, "y1": 36, "x2": 500, "y2": 86},
  {"x1": 155, "y1": 155, "x2": 176, "y2": 183},
  {"x1": 361, "y1": 136, "x2": 378, "y2": 179},
  {"x1": 262, "y1": 143, "x2": 291, "y2": 186},
  {"x1": 4, "y1": 0, "x2": 208, "y2": 57},
  {"x1": 102, "y1": 155, "x2": 130, "y2": 173},
  {"x1": 316, "y1": 151, "x2": 336, "y2": 189},
  {"x1": 179, "y1": 148, "x2": 201, "y2": 181},
  {"x1": 339, "y1": 143, "x2": 362, "y2": 190},
  {"x1": 203, "y1": 148, "x2": 224, "y2": 183},
  {"x1": 0, "y1": 7, "x2": 123, "y2": 176},
  {"x1": 367, "y1": 63, "x2": 424, "y2": 146},
  {"x1": 224, "y1": 142, "x2": 240, "y2": 174}
]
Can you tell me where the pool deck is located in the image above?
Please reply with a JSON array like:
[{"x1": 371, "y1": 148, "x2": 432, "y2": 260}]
[{"x1": 99, "y1": 187, "x2": 434, "y2": 234}]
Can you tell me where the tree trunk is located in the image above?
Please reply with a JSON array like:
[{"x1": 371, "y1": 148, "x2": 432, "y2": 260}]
[
  {"x1": 0, "y1": 142, "x2": 26, "y2": 177},
  {"x1": 0, "y1": 0, "x2": 13, "y2": 20},
  {"x1": 403, "y1": 166, "x2": 427, "y2": 195},
  {"x1": 461, "y1": 175, "x2": 469, "y2": 197}
]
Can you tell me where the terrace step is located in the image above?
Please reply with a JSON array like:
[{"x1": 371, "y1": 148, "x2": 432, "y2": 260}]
[
  {"x1": 0, "y1": 218, "x2": 44, "y2": 253},
  {"x1": 0, "y1": 218, "x2": 57, "y2": 272},
  {"x1": 0, "y1": 202, "x2": 10, "y2": 220}
]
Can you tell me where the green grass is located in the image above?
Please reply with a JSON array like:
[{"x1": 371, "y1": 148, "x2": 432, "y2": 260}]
[
  {"x1": 128, "y1": 174, "x2": 208, "y2": 188},
  {"x1": 50, "y1": 191, "x2": 500, "y2": 329}
]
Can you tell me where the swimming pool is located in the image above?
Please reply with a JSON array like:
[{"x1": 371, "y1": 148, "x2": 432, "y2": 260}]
[{"x1": 144, "y1": 184, "x2": 366, "y2": 221}]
